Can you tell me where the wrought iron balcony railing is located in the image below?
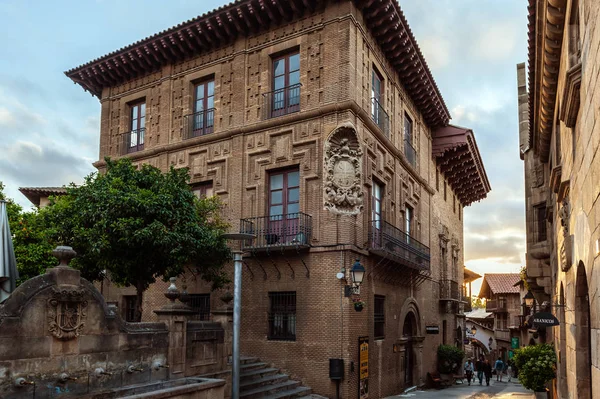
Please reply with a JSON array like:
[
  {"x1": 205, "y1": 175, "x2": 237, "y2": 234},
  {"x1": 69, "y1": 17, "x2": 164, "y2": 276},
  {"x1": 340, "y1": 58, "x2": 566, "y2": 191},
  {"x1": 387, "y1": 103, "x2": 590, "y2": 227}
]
[
  {"x1": 263, "y1": 84, "x2": 301, "y2": 119},
  {"x1": 440, "y1": 280, "x2": 460, "y2": 301},
  {"x1": 485, "y1": 297, "x2": 508, "y2": 313},
  {"x1": 370, "y1": 97, "x2": 390, "y2": 138},
  {"x1": 240, "y1": 212, "x2": 312, "y2": 251},
  {"x1": 368, "y1": 220, "x2": 430, "y2": 271},
  {"x1": 495, "y1": 329, "x2": 511, "y2": 341},
  {"x1": 183, "y1": 109, "x2": 215, "y2": 139},
  {"x1": 404, "y1": 139, "x2": 417, "y2": 168},
  {"x1": 122, "y1": 128, "x2": 145, "y2": 154}
]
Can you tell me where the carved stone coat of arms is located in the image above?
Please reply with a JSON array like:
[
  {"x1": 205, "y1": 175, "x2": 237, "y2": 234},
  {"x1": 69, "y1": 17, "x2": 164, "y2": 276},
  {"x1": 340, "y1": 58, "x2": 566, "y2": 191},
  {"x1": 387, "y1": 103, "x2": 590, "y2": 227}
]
[{"x1": 47, "y1": 286, "x2": 88, "y2": 340}]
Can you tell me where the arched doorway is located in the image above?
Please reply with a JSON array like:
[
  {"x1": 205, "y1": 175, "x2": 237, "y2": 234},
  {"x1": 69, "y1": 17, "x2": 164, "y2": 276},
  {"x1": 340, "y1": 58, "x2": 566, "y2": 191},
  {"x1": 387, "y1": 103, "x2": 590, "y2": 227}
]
[
  {"x1": 575, "y1": 262, "x2": 591, "y2": 399},
  {"x1": 403, "y1": 311, "x2": 417, "y2": 386}
]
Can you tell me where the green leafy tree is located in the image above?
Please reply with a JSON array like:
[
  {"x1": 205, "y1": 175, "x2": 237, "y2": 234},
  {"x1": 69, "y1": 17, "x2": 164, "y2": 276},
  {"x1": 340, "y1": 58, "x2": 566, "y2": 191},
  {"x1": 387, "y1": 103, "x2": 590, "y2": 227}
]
[
  {"x1": 471, "y1": 296, "x2": 486, "y2": 309},
  {"x1": 0, "y1": 182, "x2": 57, "y2": 283},
  {"x1": 513, "y1": 343, "x2": 556, "y2": 392},
  {"x1": 43, "y1": 158, "x2": 231, "y2": 321}
]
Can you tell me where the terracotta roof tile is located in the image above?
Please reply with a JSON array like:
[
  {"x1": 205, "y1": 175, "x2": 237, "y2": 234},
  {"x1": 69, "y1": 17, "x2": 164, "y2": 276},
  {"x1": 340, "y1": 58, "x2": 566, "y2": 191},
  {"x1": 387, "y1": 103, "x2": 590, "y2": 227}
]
[{"x1": 481, "y1": 273, "x2": 521, "y2": 296}]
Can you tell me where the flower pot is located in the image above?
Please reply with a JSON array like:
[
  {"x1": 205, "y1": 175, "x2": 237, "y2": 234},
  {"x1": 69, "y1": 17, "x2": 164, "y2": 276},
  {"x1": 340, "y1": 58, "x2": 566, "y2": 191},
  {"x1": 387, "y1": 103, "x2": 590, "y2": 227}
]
[
  {"x1": 220, "y1": 292, "x2": 234, "y2": 304},
  {"x1": 354, "y1": 303, "x2": 364, "y2": 312}
]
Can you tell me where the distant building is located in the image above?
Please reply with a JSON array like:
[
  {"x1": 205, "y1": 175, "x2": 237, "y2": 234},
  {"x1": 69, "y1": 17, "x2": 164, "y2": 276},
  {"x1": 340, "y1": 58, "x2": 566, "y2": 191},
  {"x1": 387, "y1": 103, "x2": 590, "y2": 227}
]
[
  {"x1": 18, "y1": 187, "x2": 66, "y2": 208},
  {"x1": 478, "y1": 273, "x2": 520, "y2": 362}
]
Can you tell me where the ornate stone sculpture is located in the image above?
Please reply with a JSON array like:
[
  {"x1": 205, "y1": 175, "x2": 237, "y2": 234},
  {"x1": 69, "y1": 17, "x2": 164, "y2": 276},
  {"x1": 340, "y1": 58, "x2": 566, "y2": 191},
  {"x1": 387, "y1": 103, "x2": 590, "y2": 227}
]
[
  {"x1": 558, "y1": 198, "x2": 570, "y2": 237},
  {"x1": 47, "y1": 286, "x2": 88, "y2": 340},
  {"x1": 324, "y1": 124, "x2": 364, "y2": 215}
]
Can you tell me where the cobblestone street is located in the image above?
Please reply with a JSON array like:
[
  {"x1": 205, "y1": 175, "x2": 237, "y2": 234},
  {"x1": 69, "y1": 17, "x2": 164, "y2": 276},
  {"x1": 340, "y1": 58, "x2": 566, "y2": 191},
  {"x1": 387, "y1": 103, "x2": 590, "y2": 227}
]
[{"x1": 385, "y1": 379, "x2": 534, "y2": 399}]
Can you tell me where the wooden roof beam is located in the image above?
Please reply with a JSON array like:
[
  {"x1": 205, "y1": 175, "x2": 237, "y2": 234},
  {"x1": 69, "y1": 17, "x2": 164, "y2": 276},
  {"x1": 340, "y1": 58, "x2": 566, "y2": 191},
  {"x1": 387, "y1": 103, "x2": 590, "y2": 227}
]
[
  {"x1": 302, "y1": 0, "x2": 315, "y2": 12},
  {"x1": 240, "y1": 5, "x2": 259, "y2": 33},
  {"x1": 260, "y1": 0, "x2": 277, "y2": 21},
  {"x1": 249, "y1": 2, "x2": 267, "y2": 28},
  {"x1": 227, "y1": 10, "x2": 246, "y2": 34},
  {"x1": 275, "y1": 0, "x2": 292, "y2": 21},
  {"x1": 191, "y1": 25, "x2": 212, "y2": 49},
  {"x1": 143, "y1": 45, "x2": 162, "y2": 65}
]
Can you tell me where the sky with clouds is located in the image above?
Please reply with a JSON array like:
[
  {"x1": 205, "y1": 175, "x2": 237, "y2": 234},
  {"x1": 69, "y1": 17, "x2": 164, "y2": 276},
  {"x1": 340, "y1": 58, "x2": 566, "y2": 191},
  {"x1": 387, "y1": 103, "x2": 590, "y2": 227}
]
[{"x1": 0, "y1": 0, "x2": 528, "y2": 295}]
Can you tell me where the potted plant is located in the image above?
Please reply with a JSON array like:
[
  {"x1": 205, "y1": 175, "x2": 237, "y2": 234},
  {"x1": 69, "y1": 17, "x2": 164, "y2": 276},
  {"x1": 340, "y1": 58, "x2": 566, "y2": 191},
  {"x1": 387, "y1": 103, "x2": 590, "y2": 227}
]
[
  {"x1": 352, "y1": 297, "x2": 366, "y2": 312},
  {"x1": 436, "y1": 344, "x2": 465, "y2": 374},
  {"x1": 513, "y1": 343, "x2": 556, "y2": 398}
]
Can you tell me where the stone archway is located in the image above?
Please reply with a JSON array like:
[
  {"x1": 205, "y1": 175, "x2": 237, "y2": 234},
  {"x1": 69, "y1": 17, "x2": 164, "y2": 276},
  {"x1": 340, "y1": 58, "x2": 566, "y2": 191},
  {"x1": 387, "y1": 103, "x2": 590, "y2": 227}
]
[
  {"x1": 402, "y1": 311, "x2": 418, "y2": 387},
  {"x1": 575, "y1": 262, "x2": 592, "y2": 399},
  {"x1": 399, "y1": 298, "x2": 422, "y2": 388}
]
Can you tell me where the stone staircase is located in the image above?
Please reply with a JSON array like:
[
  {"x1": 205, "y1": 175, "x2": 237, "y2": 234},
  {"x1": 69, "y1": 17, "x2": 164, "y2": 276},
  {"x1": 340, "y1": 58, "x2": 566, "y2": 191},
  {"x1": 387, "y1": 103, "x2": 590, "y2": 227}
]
[{"x1": 239, "y1": 356, "x2": 313, "y2": 398}]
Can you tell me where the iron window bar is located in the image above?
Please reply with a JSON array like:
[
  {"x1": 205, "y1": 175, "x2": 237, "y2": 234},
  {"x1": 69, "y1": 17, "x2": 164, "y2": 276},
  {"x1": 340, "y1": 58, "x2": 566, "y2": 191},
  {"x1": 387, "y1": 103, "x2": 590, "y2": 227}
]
[
  {"x1": 123, "y1": 128, "x2": 145, "y2": 154},
  {"x1": 263, "y1": 84, "x2": 301, "y2": 119},
  {"x1": 183, "y1": 109, "x2": 215, "y2": 139},
  {"x1": 268, "y1": 291, "x2": 296, "y2": 341},
  {"x1": 371, "y1": 97, "x2": 390, "y2": 138}
]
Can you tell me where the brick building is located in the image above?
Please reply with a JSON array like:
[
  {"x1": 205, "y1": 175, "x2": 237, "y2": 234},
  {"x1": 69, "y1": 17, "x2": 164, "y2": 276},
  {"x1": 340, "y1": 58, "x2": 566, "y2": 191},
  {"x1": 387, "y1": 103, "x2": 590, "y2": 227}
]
[
  {"x1": 63, "y1": 1, "x2": 491, "y2": 397},
  {"x1": 518, "y1": 0, "x2": 599, "y2": 398}
]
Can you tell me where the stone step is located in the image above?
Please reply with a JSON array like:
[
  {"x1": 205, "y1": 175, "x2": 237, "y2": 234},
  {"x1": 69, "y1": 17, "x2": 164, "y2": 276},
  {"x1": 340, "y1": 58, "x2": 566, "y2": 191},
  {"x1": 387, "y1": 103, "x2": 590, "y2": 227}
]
[
  {"x1": 241, "y1": 362, "x2": 269, "y2": 371},
  {"x1": 262, "y1": 386, "x2": 312, "y2": 399},
  {"x1": 240, "y1": 367, "x2": 280, "y2": 380},
  {"x1": 240, "y1": 373, "x2": 290, "y2": 391},
  {"x1": 241, "y1": 380, "x2": 300, "y2": 398},
  {"x1": 241, "y1": 356, "x2": 261, "y2": 365}
]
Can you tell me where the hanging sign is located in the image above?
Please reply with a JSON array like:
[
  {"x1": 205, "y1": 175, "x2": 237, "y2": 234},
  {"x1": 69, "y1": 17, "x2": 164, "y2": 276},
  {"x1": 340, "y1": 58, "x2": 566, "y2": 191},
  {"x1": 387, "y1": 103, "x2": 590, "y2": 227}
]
[
  {"x1": 425, "y1": 325, "x2": 440, "y2": 334},
  {"x1": 359, "y1": 336, "x2": 369, "y2": 399},
  {"x1": 511, "y1": 337, "x2": 519, "y2": 349},
  {"x1": 531, "y1": 312, "x2": 560, "y2": 327}
]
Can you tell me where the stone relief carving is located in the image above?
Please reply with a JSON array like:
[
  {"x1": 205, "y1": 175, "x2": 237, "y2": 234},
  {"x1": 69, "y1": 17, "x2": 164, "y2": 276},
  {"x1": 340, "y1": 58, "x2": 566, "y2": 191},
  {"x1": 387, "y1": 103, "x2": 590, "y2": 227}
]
[
  {"x1": 531, "y1": 164, "x2": 544, "y2": 187},
  {"x1": 324, "y1": 124, "x2": 364, "y2": 215},
  {"x1": 558, "y1": 198, "x2": 570, "y2": 237},
  {"x1": 47, "y1": 286, "x2": 88, "y2": 340}
]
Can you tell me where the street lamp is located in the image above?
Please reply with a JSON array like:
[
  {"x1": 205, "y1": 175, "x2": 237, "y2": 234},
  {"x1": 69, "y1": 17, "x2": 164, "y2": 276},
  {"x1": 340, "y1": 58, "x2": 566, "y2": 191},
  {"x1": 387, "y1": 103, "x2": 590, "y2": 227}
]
[
  {"x1": 524, "y1": 290, "x2": 535, "y2": 307},
  {"x1": 343, "y1": 258, "x2": 365, "y2": 297},
  {"x1": 471, "y1": 325, "x2": 477, "y2": 335},
  {"x1": 222, "y1": 232, "x2": 255, "y2": 399}
]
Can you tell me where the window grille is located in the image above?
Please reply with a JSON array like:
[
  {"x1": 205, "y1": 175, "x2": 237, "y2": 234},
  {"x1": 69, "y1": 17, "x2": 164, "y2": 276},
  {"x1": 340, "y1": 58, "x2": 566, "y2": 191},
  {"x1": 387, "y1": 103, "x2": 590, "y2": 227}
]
[
  {"x1": 189, "y1": 294, "x2": 211, "y2": 321},
  {"x1": 374, "y1": 295, "x2": 385, "y2": 339},
  {"x1": 268, "y1": 292, "x2": 296, "y2": 341},
  {"x1": 124, "y1": 295, "x2": 137, "y2": 322}
]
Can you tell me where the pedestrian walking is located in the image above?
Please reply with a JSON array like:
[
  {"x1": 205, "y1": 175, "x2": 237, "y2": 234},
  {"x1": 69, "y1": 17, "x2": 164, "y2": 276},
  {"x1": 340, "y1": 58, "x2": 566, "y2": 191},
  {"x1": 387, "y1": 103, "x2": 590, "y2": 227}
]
[
  {"x1": 483, "y1": 359, "x2": 493, "y2": 386},
  {"x1": 507, "y1": 362, "x2": 513, "y2": 382},
  {"x1": 475, "y1": 356, "x2": 484, "y2": 385},
  {"x1": 464, "y1": 358, "x2": 474, "y2": 386},
  {"x1": 494, "y1": 357, "x2": 504, "y2": 381}
]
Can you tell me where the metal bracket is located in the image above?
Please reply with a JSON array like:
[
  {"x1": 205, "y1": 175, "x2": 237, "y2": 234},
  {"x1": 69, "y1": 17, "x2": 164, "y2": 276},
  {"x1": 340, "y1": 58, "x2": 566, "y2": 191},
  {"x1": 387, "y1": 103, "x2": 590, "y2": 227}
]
[
  {"x1": 252, "y1": 259, "x2": 268, "y2": 281},
  {"x1": 242, "y1": 261, "x2": 254, "y2": 280},
  {"x1": 269, "y1": 258, "x2": 281, "y2": 280},
  {"x1": 299, "y1": 257, "x2": 309, "y2": 278}
]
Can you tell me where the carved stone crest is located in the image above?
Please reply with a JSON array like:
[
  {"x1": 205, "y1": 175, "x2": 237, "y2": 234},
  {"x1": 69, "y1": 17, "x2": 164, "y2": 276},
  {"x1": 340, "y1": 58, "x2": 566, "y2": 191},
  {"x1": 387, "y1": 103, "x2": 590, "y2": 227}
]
[
  {"x1": 531, "y1": 164, "x2": 544, "y2": 187},
  {"x1": 324, "y1": 124, "x2": 363, "y2": 215},
  {"x1": 47, "y1": 286, "x2": 88, "y2": 340},
  {"x1": 558, "y1": 198, "x2": 570, "y2": 237}
]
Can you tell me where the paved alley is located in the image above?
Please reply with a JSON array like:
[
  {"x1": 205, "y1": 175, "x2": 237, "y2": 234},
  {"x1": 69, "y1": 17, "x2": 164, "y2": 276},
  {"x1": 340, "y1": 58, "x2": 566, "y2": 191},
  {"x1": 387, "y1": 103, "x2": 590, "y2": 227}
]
[{"x1": 385, "y1": 378, "x2": 534, "y2": 399}]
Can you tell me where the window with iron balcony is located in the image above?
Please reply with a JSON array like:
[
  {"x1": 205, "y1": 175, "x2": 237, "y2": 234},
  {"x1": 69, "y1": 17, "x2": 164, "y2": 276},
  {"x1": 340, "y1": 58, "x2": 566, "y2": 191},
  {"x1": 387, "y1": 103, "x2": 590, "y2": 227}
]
[
  {"x1": 404, "y1": 113, "x2": 416, "y2": 167},
  {"x1": 184, "y1": 79, "x2": 215, "y2": 139},
  {"x1": 371, "y1": 68, "x2": 389, "y2": 137},
  {"x1": 123, "y1": 101, "x2": 145, "y2": 154},
  {"x1": 264, "y1": 52, "x2": 300, "y2": 119}
]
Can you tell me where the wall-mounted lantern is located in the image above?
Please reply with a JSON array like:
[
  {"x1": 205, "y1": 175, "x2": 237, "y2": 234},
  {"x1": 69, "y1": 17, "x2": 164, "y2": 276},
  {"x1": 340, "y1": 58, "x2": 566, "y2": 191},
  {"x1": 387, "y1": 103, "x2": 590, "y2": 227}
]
[
  {"x1": 471, "y1": 325, "x2": 477, "y2": 335},
  {"x1": 342, "y1": 259, "x2": 365, "y2": 297},
  {"x1": 524, "y1": 290, "x2": 535, "y2": 307}
]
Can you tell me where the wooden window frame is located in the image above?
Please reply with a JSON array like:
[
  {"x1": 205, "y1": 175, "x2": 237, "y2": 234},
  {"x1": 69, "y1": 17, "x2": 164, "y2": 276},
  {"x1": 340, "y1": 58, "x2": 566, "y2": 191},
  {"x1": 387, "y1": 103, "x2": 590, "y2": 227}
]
[
  {"x1": 270, "y1": 52, "x2": 300, "y2": 117},
  {"x1": 192, "y1": 181, "x2": 214, "y2": 198},
  {"x1": 191, "y1": 79, "x2": 215, "y2": 136},
  {"x1": 127, "y1": 101, "x2": 146, "y2": 153}
]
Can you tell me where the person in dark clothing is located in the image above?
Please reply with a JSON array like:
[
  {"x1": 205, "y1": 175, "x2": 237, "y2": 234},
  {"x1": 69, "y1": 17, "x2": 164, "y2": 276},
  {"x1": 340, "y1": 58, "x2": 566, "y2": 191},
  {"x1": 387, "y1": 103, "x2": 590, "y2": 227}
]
[
  {"x1": 482, "y1": 359, "x2": 493, "y2": 386},
  {"x1": 475, "y1": 357, "x2": 484, "y2": 385}
]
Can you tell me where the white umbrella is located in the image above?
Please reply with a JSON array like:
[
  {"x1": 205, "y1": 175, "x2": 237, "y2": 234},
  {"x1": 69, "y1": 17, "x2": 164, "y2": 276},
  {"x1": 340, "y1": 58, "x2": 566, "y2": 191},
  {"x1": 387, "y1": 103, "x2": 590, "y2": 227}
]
[{"x1": 0, "y1": 200, "x2": 18, "y2": 303}]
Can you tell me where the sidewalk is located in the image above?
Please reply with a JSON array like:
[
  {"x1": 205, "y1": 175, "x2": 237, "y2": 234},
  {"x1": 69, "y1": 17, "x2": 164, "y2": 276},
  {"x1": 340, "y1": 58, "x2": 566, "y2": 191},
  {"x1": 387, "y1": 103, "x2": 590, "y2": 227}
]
[{"x1": 383, "y1": 377, "x2": 534, "y2": 399}]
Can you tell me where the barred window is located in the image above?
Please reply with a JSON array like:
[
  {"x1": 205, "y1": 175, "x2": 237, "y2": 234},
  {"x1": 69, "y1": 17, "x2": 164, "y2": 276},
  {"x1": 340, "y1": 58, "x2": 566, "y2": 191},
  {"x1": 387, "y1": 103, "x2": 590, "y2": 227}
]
[
  {"x1": 189, "y1": 294, "x2": 211, "y2": 321},
  {"x1": 534, "y1": 203, "x2": 547, "y2": 242},
  {"x1": 123, "y1": 295, "x2": 137, "y2": 322},
  {"x1": 268, "y1": 292, "x2": 296, "y2": 341},
  {"x1": 374, "y1": 295, "x2": 385, "y2": 339}
]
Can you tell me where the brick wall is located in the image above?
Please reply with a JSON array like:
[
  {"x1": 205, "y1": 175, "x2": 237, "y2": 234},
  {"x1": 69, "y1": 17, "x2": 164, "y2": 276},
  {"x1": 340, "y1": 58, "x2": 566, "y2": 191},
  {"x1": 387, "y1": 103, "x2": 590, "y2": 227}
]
[{"x1": 91, "y1": 2, "x2": 468, "y2": 397}]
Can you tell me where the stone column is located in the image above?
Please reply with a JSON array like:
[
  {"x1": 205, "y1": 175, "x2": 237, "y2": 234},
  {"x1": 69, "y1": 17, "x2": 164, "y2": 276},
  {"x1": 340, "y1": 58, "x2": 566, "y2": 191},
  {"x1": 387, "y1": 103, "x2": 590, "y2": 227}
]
[
  {"x1": 154, "y1": 278, "x2": 195, "y2": 379},
  {"x1": 212, "y1": 304, "x2": 233, "y2": 369}
]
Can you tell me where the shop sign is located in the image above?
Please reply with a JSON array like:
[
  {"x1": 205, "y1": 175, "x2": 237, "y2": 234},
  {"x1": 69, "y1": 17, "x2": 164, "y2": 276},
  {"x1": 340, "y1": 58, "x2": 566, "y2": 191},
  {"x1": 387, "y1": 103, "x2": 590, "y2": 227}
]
[
  {"x1": 511, "y1": 337, "x2": 519, "y2": 349},
  {"x1": 425, "y1": 325, "x2": 439, "y2": 334},
  {"x1": 359, "y1": 336, "x2": 369, "y2": 399},
  {"x1": 531, "y1": 312, "x2": 560, "y2": 327}
]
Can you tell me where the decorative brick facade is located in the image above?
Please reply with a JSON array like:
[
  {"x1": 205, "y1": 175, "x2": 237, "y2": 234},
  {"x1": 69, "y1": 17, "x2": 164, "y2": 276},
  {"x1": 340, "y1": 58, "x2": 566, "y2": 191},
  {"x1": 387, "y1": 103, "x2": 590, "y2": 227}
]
[{"x1": 64, "y1": 1, "x2": 491, "y2": 397}]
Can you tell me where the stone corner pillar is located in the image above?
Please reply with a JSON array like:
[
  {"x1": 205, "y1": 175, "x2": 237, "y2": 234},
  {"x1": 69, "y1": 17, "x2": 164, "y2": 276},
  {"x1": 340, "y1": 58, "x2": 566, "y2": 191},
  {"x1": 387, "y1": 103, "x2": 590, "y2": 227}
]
[{"x1": 154, "y1": 302, "x2": 196, "y2": 379}]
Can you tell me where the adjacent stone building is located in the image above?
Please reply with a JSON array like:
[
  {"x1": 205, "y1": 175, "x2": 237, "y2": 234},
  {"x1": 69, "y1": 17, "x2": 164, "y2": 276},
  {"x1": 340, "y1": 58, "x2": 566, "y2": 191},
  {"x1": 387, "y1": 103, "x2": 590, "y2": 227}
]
[
  {"x1": 63, "y1": 1, "x2": 490, "y2": 397},
  {"x1": 518, "y1": 0, "x2": 599, "y2": 397}
]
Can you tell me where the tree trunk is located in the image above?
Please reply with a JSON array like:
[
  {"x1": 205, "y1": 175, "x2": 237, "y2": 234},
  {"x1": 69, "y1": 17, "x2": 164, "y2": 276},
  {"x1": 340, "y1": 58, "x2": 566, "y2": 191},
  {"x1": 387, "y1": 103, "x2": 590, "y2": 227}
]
[{"x1": 135, "y1": 281, "x2": 144, "y2": 322}]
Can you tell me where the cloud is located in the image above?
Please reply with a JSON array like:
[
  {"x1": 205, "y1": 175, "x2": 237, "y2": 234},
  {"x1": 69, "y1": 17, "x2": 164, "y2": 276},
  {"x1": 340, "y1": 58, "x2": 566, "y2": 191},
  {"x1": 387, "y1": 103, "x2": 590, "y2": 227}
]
[
  {"x1": 0, "y1": 140, "x2": 94, "y2": 188},
  {"x1": 418, "y1": 37, "x2": 452, "y2": 70},
  {"x1": 473, "y1": 21, "x2": 520, "y2": 61},
  {"x1": 464, "y1": 234, "x2": 524, "y2": 264}
]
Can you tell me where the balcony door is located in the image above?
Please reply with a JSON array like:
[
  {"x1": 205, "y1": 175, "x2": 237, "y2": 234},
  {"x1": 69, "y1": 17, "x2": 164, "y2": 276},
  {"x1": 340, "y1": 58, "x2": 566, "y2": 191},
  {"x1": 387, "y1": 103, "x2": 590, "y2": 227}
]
[
  {"x1": 268, "y1": 169, "x2": 300, "y2": 245},
  {"x1": 371, "y1": 182, "x2": 383, "y2": 246},
  {"x1": 128, "y1": 102, "x2": 145, "y2": 153},
  {"x1": 272, "y1": 53, "x2": 300, "y2": 117},
  {"x1": 192, "y1": 80, "x2": 214, "y2": 136}
]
